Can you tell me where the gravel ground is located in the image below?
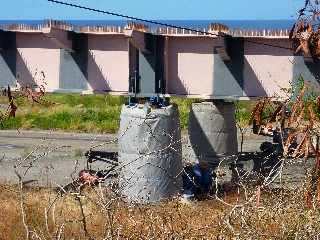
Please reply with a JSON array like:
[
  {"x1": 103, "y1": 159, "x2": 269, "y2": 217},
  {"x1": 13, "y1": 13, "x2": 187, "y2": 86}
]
[
  {"x1": 0, "y1": 130, "x2": 117, "y2": 186},
  {"x1": 0, "y1": 130, "x2": 314, "y2": 188}
]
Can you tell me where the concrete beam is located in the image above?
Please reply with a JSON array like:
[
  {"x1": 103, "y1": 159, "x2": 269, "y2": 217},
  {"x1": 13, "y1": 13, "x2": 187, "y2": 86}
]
[
  {"x1": 0, "y1": 30, "x2": 4, "y2": 50},
  {"x1": 42, "y1": 27, "x2": 73, "y2": 51},
  {"x1": 124, "y1": 29, "x2": 150, "y2": 54},
  {"x1": 214, "y1": 37, "x2": 231, "y2": 61}
]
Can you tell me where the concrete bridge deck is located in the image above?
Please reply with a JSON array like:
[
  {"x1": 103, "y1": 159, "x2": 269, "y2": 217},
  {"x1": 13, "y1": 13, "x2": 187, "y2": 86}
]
[{"x1": 0, "y1": 20, "x2": 318, "y2": 100}]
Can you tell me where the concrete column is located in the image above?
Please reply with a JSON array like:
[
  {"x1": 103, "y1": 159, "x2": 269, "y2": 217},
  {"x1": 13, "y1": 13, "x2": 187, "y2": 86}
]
[
  {"x1": 0, "y1": 31, "x2": 16, "y2": 87},
  {"x1": 118, "y1": 104, "x2": 183, "y2": 203},
  {"x1": 186, "y1": 101, "x2": 238, "y2": 166}
]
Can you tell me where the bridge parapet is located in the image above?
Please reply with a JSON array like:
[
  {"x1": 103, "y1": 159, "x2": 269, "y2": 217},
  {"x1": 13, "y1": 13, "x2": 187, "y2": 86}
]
[
  {"x1": 125, "y1": 22, "x2": 149, "y2": 32},
  {"x1": 0, "y1": 20, "x2": 125, "y2": 35},
  {"x1": 156, "y1": 27, "x2": 210, "y2": 36},
  {"x1": 43, "y1": 19, "x2": 73, "y2": 31},
  {"x1": 0, "y1": 20, "x2": 292, "y2": 39},
  {"x1": 0, "y1": 23, "x2": 42, "y2": 32},
  {"x1": 229, "y1": 29, "x2": 290, "y2": 38},
  {"x1": 77, "y1": 25, "x2": 123, "y2": 35}
]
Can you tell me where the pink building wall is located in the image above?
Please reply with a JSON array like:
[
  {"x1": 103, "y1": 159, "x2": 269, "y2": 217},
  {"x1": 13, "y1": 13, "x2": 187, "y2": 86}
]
[
  {"x1": 243, "y1": 39, "x2": 293, "y2": 98},
  {"x1": 165, "y1": 36, "x2": 318, "y2": 99},
  {"x1": 5, "y1": 29, "x2": 319, "y2": 99},
  {"x1": 87, "y1": 34, "x2": 129, "y2": 93},
  {"x1": 166, "y1": 37, "x2": 245, "y2": 98},
  {"x1": 166, "y1": 37, "x2": 215, "y2": 96},
  {"x1": 15, "y1": 31, "x2": 130, "y2": 94},
  {"x1": 16, "y1": 32, "x2": 60, "y2": 92}
]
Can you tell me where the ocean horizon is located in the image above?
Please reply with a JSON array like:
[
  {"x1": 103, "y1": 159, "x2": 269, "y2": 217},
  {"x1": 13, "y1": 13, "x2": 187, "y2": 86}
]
[{"x1": 0, "y1": 19, "x2": 295, "y2": 30}]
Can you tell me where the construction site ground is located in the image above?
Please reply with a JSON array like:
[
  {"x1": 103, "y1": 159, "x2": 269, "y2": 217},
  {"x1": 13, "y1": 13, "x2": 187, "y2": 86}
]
[{"x1": 0, "y1": 130, "x2": 314, "y2": 188}]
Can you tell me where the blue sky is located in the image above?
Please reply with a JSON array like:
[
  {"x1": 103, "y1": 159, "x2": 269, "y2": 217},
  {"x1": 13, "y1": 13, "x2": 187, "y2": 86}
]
[{"x1": 0, "y1": 0, "x2": 303, "y2": 20}]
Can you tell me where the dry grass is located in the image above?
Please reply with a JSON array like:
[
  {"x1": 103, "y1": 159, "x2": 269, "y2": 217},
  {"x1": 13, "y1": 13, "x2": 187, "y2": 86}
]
[{"x1": 1, "y1": 184, "x2": 320, "y2": 239}]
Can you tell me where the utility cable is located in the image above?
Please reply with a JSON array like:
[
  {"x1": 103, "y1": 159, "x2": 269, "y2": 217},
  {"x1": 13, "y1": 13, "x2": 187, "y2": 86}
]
[{"x1": 47, "y1": 0, "x2": 293, "y2": 51}]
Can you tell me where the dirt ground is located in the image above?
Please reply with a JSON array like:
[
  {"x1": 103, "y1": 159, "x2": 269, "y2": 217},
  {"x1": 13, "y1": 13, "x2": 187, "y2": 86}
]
[
  {"x1": 0, "y1": 130, "x2": 319, "y2": 239},
  {"x1": 0, "y1": 130, "x2": 117, "y2": 186},
  {"x1": 0, "y1": 129, "x2": 314, "y2": 188}
]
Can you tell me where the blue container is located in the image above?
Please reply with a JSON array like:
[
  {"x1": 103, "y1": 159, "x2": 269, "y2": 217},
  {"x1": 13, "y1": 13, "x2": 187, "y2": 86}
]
[{"x1": 182, "y1": 164, "x2": 213, "y2": 199}]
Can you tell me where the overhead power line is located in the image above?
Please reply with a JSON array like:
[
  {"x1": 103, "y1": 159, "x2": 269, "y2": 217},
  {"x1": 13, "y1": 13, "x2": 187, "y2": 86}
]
[
  {"x1": 47, "y1": 0, "x2": 218, "y2": 36},
  {"x1": 47, "y1": 0, "x2": 293, "y2": 51}
]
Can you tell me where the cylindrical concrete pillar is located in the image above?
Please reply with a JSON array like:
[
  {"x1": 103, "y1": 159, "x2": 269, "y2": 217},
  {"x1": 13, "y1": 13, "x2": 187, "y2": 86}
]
[
  {"x1": 118, "y1": 104, "x2": 183, "y2": 203},
  {"x1": 187, "y1": 101, "x2": 238, "y2": 165}
]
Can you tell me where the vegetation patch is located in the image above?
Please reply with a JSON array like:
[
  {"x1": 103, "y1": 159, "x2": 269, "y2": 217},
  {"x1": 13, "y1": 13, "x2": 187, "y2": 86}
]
[{"x1": 0, "y1": 93, "x2": 253, "y2": 133}]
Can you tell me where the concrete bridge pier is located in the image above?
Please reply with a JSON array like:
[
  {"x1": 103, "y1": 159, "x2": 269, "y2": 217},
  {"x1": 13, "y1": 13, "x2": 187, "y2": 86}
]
[
  {"x1": 118, "y1": 104, "x2": 183, "y2": 203},
  {"x1": 187, "y1": 100, "x2": 238, "y2": 167}
]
